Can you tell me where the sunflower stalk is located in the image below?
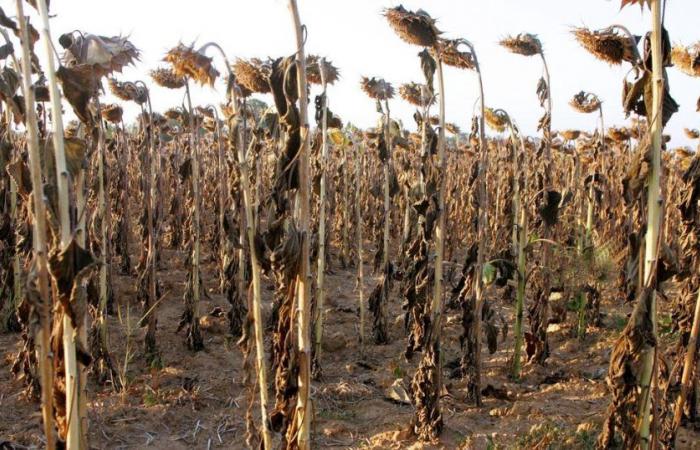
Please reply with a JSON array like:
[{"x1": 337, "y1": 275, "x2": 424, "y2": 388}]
[
  {"x1": 355, "y1": 140, "x2": 366, "y2": 356},
  {"x1": 537, "y1": 48, "x2": 554, "y2": 364},
  {"x1": 211, "y1": 48, "x2": 274, "y2": 448},
  {"x1": 340, "y1": 145, "x2": 351, "y2": 268},
  {"x1": 35, "y1": 0, "x2": 84, "y2": 446},
  {"x1": 575, "y1": 98, "x2": 604, "y2": 340},
  {"x1": 508, "y1": 118, "x2": 528, "y2": 380},
  {"x1": 10, "y1": 155, "x2": 20, "y2": 327},
  {"x1": 210, "y1": 107, "x2": 227, "y2": 293},
  {"x1": 413, "y1": 53, "x2": 448, "y2": 440},
  {"x1": 638, "y1": 0, "x2": 664, "y2": 446},
  {"x1": 140, "y1": 90, "x2": 159, "y2": 362},
  {"x1": 381, "y1": 97, "x2": 392, "y2": 341},
  {"x1": 673, "y1": 284, "x2": 700, "y2": 431},
  {"x1": 288, "y1": 1, "x2": 313, "y2": 446},
  {"x1": 183, "y1": 80, "x2": 204, "y2": 350},
  {"x1": 471, "y1": 44, "x2": 489, "y2": 407},
  {"x1": 232, "y1": 95, "x2": 272, "y2": 450},
  {"x1": 93, "y1": 97, "x2": 116, "y2": 378},
  {"x1": 116, "y1": 121, "x2": 131, "y2": 274},
  {"x1": 313, "y1": 59, "x2": 330, "y2": 376},
  {"x1": 15, "y1": 2, "x2": 55, "y2": 446}
]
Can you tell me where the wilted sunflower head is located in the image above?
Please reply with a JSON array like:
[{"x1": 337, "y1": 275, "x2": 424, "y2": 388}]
[
  {"x1": 570, "y1": 91, "x2": 601, "y2": 114},
  {"x1": 360, "y1": 76, "x2": 394, "y2": 100},
  {"x1": 164, "y1": 107, "x2": 183, "y2": 121},
  {"x1": 101, "y1": 103, "x2": 123, "y2": 123},
  {"x1": 672, "y1": 43, "x2": 700, "y2": 77},
  {"x1": 398, "y1": 82, "x2": 433, "y2": 107},
  {"x1": 684, "y1": 128, "x2": 700, "y2": 140},
  {"x1": 108, "y1": 78, "x2": 147, "y2": 105},
  {"x1": 306, "y1": 55, "x2": 339, "y2": 85},
  {"x1": 59, "y1": 31, "x2": 140, "y2": 77},
  {"x1": 141, "y1": 111, "x2": 166, "y2": 127},
  {"x1": 164, "y1": 43, "x2": 219, "y2": 86},
  {"x1": 500, "y1": 33, "x2": 542, "y2": 57},
  {"x1": 232, "y1": 58, "x2": 271, "y2": 93},
  {"x1": 437, "y1": 39, "x2": 476, "y2": 70},
  {"x1": 384, "y1": 5, "x2": 441, "y2": 48},
  {"x1": 64, "y1": 120, "x2": 81, "y2": 139},
  {"x1": 673, "y1": 147, "x2": 696, "y2": 171},
  {"x1": 572, "y1": 27, "x2": 638, "y2": 66},
  {"x1": 195, "y1": 105, "x2": 216, "y2": 119},
  {"x1": 445, "y1": 122, "x2": 460, "y2": 135},
  {"x1": 561, "y1": 129, "x2": 581, "y2": 141},
  {"x1": 673, "y1": 148, "x2": 693, "y2": 171},
  {"x1": 202, "y1": 117, "x2": 219, "y2": 133},
  {"x1": 484, "y1": 108, "x2": 509, "y2": 133},
  {"x1": 150, "y1": 67, "x2": 186, "y2": 89},
  {"x1": 608, "y1": 127, "x2": 631, "y2": 142}
]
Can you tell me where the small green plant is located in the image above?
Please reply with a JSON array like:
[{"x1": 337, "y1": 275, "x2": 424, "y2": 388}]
[
  {"x1": 117, "y1": 303, "x2": 135, "y2": 402},
  {"x1": 142, "y1": 389, "x2": 159, "y2": 407},
  {"x1": 516, "y1": 422, "x2": 564, "y2": 449},
  {"x1": 611, "y1": 314, "x2": 628, "y2": 332},
  {"x1": 486, "y1": 435, "x2": 497, "y2": 450},
  {"x1": 574, "y1": 428, "x2": 597, "y2": 450},
  {"x1": 658, "y1": 313, "x2": 674, "y2": 336}
]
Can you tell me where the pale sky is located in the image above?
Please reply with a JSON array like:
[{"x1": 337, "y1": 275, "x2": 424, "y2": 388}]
[{"x1": 19, "y1": 0, "x2": 700, "y2": 148}]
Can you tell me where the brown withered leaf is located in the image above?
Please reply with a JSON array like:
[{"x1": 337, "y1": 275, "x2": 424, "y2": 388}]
[
  {"x1": 56, "y1": 65, "x2": 99, "y2": 125},
  {"x1": 620, "y1": 0, "x2": 649, "y2": 10},
  {"x1": 0, "y1": 67, "x2": 24, "y2": 123},
  {"x1": 6, "y1": 159, "x2": 32, "y2": 198},
  {"x1": 179, "y1": 157, "x2": 192, "y2": 181},
  {"x1": 48, "y1": 239, "x2": 96, "y2": 325},
  {"x1": 419, "y1": 48, "x2": 436, "y2": 93},
  {"x1": 538, "y1": 190, "x2": 562, "y2": 227},
  {"x1": 43, "y1": 136, "x2": 87, "y2": 182},
  {"x1": 0, "y1": 42, "x2": 13, "y2": 61},
  {"x1": 25, "y1": 0, "x2": 51, "y2": 12},
  {"x1": 0, "y1": 7, "x2": 17, "y2": 31}
]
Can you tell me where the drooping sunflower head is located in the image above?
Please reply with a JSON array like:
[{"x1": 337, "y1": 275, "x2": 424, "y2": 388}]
[
  {"x1": 384, "y1": 5, "x2": 441, "y2": 48},
  {"x1": 232, "y1": 58, "x2": 271, "y2": 93},
  {"x1": 608, "y1": 127, "x2": 631, "y2": 143},
  {"x1": 560, "y1": 129, "x2": 581, "y2": 141},
  {"x1": 572, "y1": 26, "x2": 638, "y2": 65},
  {"x1": 672, "y1": 43, "x2": 700, "y2": 77},
  {"x1": 360, "y1": 76, "x2": 394, "y2": 101},
  {"x1": 306, "y1": 55, "x2": 339, "y2": 86},
  {"x1": 398, "y1": 82, "x2": 433, "y2": 107},
  {"x1": 484, "y1": 108, "x2": 509, "y2": 133},
  {"x1": 150, "y1": 67, "x2": 186, "y2": 89},
  {"x1": 101, "y1": 103, "x2": 123, "y2": 124},
  {"x1": 437, "y1": 39, "x2": 476, "y2": 70},
  {"x1": 60, "y1": 32, "x2": 140, "y2": 77},
  {"x1": 108, "y1": 78, "x2": 147, "y2": 105},
  {"x1": 500, "y1": 33, "x2": 542, "y2": 57},
  {"x1": 570, "y1": 91, "x2": 601, "y2": 114},
  {"x1": 164, "y1": 43, "x2": 219, "y2": 86},
  {"x1": 684, "y1": 127, "x2": 700, "y2": 140},
  {"x1": 445, "y1": 122, "x2": 460, "y2": 135}
]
